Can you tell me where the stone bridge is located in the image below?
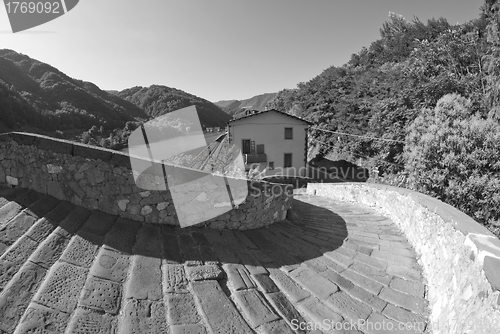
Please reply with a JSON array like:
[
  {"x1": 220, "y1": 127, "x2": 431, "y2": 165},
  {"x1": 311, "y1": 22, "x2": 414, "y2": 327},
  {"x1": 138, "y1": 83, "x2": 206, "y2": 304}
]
[{"x1": 0, "y1": 133, "x2": 498, "y2": 333}]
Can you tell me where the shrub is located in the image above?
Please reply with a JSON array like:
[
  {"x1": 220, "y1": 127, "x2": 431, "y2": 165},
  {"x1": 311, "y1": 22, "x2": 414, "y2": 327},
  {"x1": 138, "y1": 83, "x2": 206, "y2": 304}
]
[{"x1": 404, "y1": 93, "x2": 500, "y2": 232}]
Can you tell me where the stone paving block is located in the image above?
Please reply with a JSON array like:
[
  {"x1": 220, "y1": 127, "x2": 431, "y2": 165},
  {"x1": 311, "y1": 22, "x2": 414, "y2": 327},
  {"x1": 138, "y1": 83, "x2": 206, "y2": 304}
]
[
  {"x1": 199, "y1": 244, "x2": 219, "y2": 265},
  {"x1": 361, "y1": 312, "x2": 422, "y2": 334},
  {"x1": 353, "y1": 253, "x2": 388, "y2": 270},
  {"x1": 125, "y1": 255, "x2": 162, "y2": 300},
  {"x1": 251, "y1": 250, "x2": 274, "y2": 266},
  {"x1": 133, "y1": 224, "x2": 163, "y2": 256},
  {"x1": 28, "y1": 232, "x2": 70, "y2": 269},
  {"x1": 268, "y1": 268, "x2": 310, "y2": 303},
  {"x1": 34, "y1": 261, "x2": 88, "y2": 313},
  {"x1": 224, "y1": 263, "x2": 256, "y2": 291},
  {"x1": 266, "y1": 250, "x2": 301, "y2": 270},
  {"x1": 389, "y1": 277, "x2": 425, "y2": 298},
  {"x1": 0, "y1": 241, "x2": 7, "y2": 255},
  {"x1": 379, "y1": 287, "x2": 428, "y2": 315},
  {"x1": 253, "y1": 274, "x2": 279, "y2": 293},
  {"x1": 79, "y1": 210, "x2": 117, "y2": 236},
  {"x1": 379, "y1": 245, "x2": 416, "y2": 258},
  {"x1": 289, "y1": 266, "x2": 339, "y2": 300},
  {"x1": 103, "y1": 217, "x2": 141, "y2": 254},
  {"x1": 14, "y1": 302, "x2": 70, "y2": 334},
  {"x1": 324, "y1": 250, "x2": 354, "y2": 268},
  {"x1": 325, "y1": 291, "x2": 372, "y2": 323},
  {"x1": 186, "y1": 264, "x2": 224, "y2": 281},
  {"x1": 335, "y1": 246, "x2": 358, "y2": 259},
  {"x1": 24, "y1": 217, "x2": 58, "y2": 243},
  {"x1": 296, "y1": 297, "x2": 343, "y2": 333},
  {"x1": 24, "y1": 195, "x2": 61, "y2": 218},
  {"x1": 171, "y1": 324, "x2": 208, "y2": 334},
  {"x1": 0, "y1": 262, "x2": 47, "y2": 333},
  {"x1": 0, "y1": 212, "x2": 37, "y2": 246},
  {"x1": 304, "y1": 256, "x2": 345, "y2": 274},
  {"x1": 178, "y1": 232, "x2": 203, "y2": 266},
  {"x1": 66, "y1": 307, "x2": 117, "y2": 334},
  {"x1": 386, "y1": 264, "x2": 422, "y2": 282},
  {"x1": 79, "y1": 276, "x2": 122, "y2": 314},
  {"x1": 243, "y1": 229, "x2": 280, "y2": 252},
  {"x1": 371, "y1": 250, "x2": 418, "y2": 268},
  {"x1": 191, "y1": 280, "x2": 252, "y2": 333},
  {"x1": 44, "y1": 201, "x2": 75, "y2": 223},
  {"x1": 166, "y1": 293, "x2": 201, "y2": 325},
  {"x1": 237, "y1": 251, "x2": 269, "y2": 276},
  {"x1": 347, "y1": 285, "x2": 387, "y2": 313},
  {"x1": 163, "y1": 263, "x2": 189, "y2": 293},
  {"x1": 202, "y1": 230, "x2": 239, "y2": 263},
  {"x1": 321, "y1": 269, "x2": 355, "y2": 291},
  {"x1": 10, "y1": 190, "x2": 41, "y2": 209},
  {"x1": 265, "y1": 291, "x2": 306, "y2": 331},
  {"x1": 382, "y1": 304, "x2": 427, "y2": 330},
  {"x1": 259, "y1": 319, "x2": 295, "y2": 334},
  {"x1": 162, "y1": 232, "x2": 183, "y2": 264},
  {"x1": 340, "y1": 269, "x2": 384, "y2": 295},
  {"x1": 234, "y1": 289, "x2": 280, "y2": 328},
  {"x1": 349, "y1": 262, "x2": 392, "y2": 285},
  {"x1": 120, "y1": 299, "x2": 168, "y2": 334},
  {"x1": 0, "y1": 202, "x2": 23, "y2": 227},
  {"x1": 60, "y1": 231, "x2": 102, "y2": 268},
  {"x1": 233, "y1": 230, "x2": 259, "y2": 250},
  {"x1": 89, "y1": 247, "x2": 130, "y2": 283},
  {"x1": 0, "y1": 235, "x2": 38, "y2": 289},
  {"x1": 54, "y1": 206, "x2": 92, "y2": 238}
]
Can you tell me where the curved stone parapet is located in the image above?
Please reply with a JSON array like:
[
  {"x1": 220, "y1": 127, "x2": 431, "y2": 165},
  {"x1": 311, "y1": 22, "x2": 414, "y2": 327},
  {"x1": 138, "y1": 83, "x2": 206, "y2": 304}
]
[
  {"x1": 307, "y1": 183, "x2": 500, "y2": 333},
  {"x1": 0, "y1": 132, "x2": 292, "y2": 229}
]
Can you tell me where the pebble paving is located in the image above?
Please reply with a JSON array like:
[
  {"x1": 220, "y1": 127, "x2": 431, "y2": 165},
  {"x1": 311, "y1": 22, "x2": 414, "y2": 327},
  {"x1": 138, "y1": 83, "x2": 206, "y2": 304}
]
[{"x1": 0, "y1": 187, "x2": 430, "y2": 334}]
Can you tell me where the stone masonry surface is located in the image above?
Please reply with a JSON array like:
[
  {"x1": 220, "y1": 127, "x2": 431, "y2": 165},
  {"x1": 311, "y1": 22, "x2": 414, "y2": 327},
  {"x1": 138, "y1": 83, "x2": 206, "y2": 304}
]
[
  {"x1": 0, "y1": 132, "x2": 291, "y2": 229},
  {"x1": 0, "y1": 186, "x2": 430, "y2": 333},
  {"x1": 307, "y1": 183, "x2": 500, "y2": 334}
]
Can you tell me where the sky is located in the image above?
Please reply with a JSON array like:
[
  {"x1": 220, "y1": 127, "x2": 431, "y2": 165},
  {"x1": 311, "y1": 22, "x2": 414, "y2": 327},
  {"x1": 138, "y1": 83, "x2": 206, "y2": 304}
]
[{"x1": 0, "y1": 0, "x2": 484, "y2": 102}]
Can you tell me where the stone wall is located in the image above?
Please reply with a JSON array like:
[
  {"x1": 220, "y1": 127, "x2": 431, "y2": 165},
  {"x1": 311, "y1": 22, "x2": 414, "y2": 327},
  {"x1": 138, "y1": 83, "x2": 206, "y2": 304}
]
[
  {"x1": 0, "y1": 132, "x2": 292, "y2": 229},
  {"x1": 307, "y1": 183, "x2": 500, "y2": 333}
]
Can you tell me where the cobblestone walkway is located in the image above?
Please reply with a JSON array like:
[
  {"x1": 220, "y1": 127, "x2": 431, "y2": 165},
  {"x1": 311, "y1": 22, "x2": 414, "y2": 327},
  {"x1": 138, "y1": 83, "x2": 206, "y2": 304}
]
[{"x1": 0, "y1": 187, "x2": 429, "y2": 334}]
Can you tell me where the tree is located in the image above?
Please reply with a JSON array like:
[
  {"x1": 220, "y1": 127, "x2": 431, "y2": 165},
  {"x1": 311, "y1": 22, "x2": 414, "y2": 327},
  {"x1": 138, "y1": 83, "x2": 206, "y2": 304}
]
[{"x1": 404, "y1": 93, "x2": 500, "y2": 229}]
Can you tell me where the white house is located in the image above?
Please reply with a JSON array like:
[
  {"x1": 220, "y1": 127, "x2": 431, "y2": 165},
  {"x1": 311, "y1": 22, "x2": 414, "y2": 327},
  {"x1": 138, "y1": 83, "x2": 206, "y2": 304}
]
[{"x1": 227, "y1": 109, "x2": 312, "y2": 177}]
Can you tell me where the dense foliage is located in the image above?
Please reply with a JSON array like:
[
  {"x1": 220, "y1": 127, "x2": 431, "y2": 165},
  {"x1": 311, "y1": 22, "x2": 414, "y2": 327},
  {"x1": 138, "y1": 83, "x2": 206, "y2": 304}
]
[
  {"x1": 405, "y1": 94, "x2": 500, "y2": 231},
  {"x1": 266, "y1": 2, "x2": 500, "y2": 232}
]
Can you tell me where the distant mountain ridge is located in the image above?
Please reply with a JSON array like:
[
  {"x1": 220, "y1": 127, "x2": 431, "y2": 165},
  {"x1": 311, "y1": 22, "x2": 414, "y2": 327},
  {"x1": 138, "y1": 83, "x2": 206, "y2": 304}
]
[
  {"x1": 0, "y1": 49, "x2": 147, "y2": 134},
  {"x1": 114, "y1": 85, "x2": 230, "y2": 128},
  {"x1": 214, "y1": 92, "x2": 277, "y2": 118},
  {"x1": 0, "y1": 49, "x2": 230, "y2": 138}
]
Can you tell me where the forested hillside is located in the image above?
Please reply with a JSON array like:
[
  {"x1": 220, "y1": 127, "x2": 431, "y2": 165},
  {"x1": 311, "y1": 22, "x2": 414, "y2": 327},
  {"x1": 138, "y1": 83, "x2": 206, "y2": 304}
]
[
  {"x1": 266, "y1": 1, "x2": 500, "y2": 234},
  {"x1": 115, "y1": 85, "x2": 230, "y2": 128},
  {"x1": 214, "y1": 92, "x2": 277, "y2": 118},
  {"x1": 0, "y1": 49, "x2": 147, "y2": 135}
]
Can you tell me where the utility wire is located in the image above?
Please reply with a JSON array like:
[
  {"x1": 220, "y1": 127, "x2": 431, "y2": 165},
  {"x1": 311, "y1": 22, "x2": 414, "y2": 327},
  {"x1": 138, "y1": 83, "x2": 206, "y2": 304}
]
[{"x1": 309, "y1": 127, "x2": 406, "y2": 144}]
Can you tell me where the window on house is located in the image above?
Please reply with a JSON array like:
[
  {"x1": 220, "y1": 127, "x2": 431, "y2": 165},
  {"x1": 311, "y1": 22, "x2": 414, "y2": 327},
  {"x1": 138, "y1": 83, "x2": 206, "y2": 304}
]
[
  {"x1": 285, "y1": 127, "x2": 293, "y2": 139},
  {"x1": 284, "y1": 153, "x2": 292, "y2": 168},
  {"x1": 268, "y1": 161, "x2": 274, "y2": 170},
  {"x1": 242, "y1": 139, "x2": 251, "y2": 154}
]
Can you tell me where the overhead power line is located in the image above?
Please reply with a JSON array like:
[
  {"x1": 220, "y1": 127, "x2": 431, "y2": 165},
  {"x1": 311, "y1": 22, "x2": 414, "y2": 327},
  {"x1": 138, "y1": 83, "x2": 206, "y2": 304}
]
[{"x1": 310, "y1": 127, "x2": 406, "y2": 144}]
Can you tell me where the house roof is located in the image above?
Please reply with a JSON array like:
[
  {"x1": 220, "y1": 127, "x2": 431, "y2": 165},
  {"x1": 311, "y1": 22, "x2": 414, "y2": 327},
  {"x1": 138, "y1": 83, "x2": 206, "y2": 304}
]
[{"x1": 228, "y1": 109, "x2": 313, "y2": 125}]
